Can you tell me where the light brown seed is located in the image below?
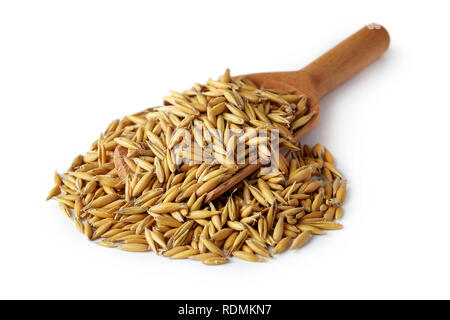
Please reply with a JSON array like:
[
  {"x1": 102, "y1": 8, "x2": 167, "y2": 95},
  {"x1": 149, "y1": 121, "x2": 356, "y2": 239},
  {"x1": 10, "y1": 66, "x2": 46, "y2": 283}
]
[
  {"x1": 211, "y1": 228, "x2": 233, "y2": 241},
  {"x1": 273, "y1": 214, "x2": 284, "y2": 243},
  {"x1": 324, "y1": 148, "x2": 335, "y2": 164},
  {"x1": 119, "y1": 243, "x2": 150, "y2": 252},
  {"x1": 232, "y1": 251, "x2": 266, "y2": 262},
  {"x1": 190, "y1": 253, "x2": 222, "y2": 261},
  {"x1": 246, "y1": 239, "x2": 272, "y2": 258},
  {"x1": 144, "y1": 228, "x2": 158, "y2": 253},
  {"x1": 84, "y1": 222, "x2": 93, "y2": 240},
  {"x1": 46, "y1": 185, "x2": 60, "y2": 200},
  {"x1": 200, "y1": 236, "x2": 224, "y2": 256},
  {"x1": 171, "y1": 248, "x2": 198, "y2": 259},
  {"x1": 335, "y1": 206, "x2": 343, "y2": 219},
  {"x1": 96, "y1": 240, "x2": 117, "y2": 248},
  {"x1": 309, "y1": 222, "x2": 343, "y2": 230},
  {"x1": 90, "y1": 194, "x2": 119, "y2": 208},
  {"x1": 187, "y1": 210, "x2": 220, "y2": 219},
  {"x1": 336, "y1": 182, "x2": 347, "y2": 204},
  {"x1": 150, "y1": 203, "x2": 188, "y2": 214},
  {"x1": 93, "y1": 221, "x2": 113, "y2": 239},
  {"x1": 202, "y1": 257, "x2": 230, "y2": 265},
  {"x1": 74, "y1": 219, "x2": 84, "y2": 234},
  {"x1": 290, "y1": 230, "x2": 312, "y2": 250},
  {"x1": 273, "y1": 237, "x2": 291, "y2": 254}
]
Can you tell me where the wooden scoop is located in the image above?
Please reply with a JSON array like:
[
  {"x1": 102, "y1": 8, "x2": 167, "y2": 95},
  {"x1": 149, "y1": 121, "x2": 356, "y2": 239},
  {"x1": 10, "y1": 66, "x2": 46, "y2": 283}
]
[{"x1": 114, "y1": 23, "x2": 390, "y2": 203}]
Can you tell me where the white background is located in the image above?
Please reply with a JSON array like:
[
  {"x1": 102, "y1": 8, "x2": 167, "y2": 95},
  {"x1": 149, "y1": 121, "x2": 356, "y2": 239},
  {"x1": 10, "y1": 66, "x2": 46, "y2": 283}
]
[{"x1": 1, "y1": 0, "x2": 449, "y2": 299}]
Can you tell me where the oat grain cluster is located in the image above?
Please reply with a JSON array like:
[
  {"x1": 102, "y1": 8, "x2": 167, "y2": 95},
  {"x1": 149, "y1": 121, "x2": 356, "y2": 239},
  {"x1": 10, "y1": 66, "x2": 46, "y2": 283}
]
[{"x1": 47, "y1": 69, "x2": 346, "y2": 265}]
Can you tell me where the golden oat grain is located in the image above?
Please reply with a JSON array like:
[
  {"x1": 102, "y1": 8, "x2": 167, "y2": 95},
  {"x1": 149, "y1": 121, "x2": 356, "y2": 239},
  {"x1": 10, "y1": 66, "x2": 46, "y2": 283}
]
[
  {"x1": 46, "y1": 185, "x2": 60, "y2": 201},
  {"x1": 232, "y1": 251, "x2": 266, "y2": 262},
  {"x1": 171, "y1": 248, "x2": 198, "y2": 259},
  {"x1": 335, "y1": 206, "x2": 343, "y2": 220},
  {"x1": 150, "y1": 203, "x2": 187, "y2": 214},
  {"x1": 202, "y1": 257, "x2": 230, "y2": 265},
  {"x1": 200, "y1": 236, "x2": 224, "y2": 256},
  {"x1": 96, "y1": 240, "x2": 117, "y2": 248},
  {"x1": 290, "y1": 230, "x2": 312, "y2": 250},
  {"x1": 273, "y1": 237, "x2": 291, "y2": 254},
  {"x1": 336, "y1": 181, "x2": 347, "y2": 204},
  {"x1": 119, "y1": 243, "x2": 150, "y2": 252},
  {"x1": 84, "y1": 222, "x2": 93, "y2": 240}
]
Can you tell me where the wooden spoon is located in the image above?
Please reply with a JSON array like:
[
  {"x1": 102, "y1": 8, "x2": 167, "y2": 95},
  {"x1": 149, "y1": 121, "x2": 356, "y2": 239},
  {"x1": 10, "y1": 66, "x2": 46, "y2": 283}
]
[{"x1": 114, "y1": 23, "x2": 390, "y2": 202}]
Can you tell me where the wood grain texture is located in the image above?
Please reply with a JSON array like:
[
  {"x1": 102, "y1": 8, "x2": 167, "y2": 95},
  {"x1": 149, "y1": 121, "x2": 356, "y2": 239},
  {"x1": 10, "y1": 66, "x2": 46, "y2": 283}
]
[
  {"x1": 114, "y1": 145, "x2": 133, "y2": 180},
  {"x1": 204, "y1": 163, "x2": 262, "y2": 203},
  {"x1": 303, "y1": 24, "x2": 390, "y2": 98}
]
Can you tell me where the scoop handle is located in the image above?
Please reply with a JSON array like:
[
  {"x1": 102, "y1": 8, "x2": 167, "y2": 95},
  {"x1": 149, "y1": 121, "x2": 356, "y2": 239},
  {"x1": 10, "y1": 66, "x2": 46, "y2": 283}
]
[{"x1": 302, "y1": 24, "x2": 390, "y2": 98}]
